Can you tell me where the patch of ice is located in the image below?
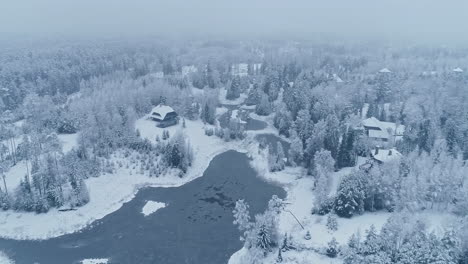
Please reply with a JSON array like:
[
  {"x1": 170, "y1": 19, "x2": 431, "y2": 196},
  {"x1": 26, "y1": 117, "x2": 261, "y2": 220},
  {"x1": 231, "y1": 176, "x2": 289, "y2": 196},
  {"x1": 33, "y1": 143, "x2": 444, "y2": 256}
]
[
  {"x1": 81, "y1": 259, "x2": 108, "y2": 264},
  {"x1": 141, "y1": 201, "x2": 166, "y2": 216},
  {"x1": 0, "y1": 252, "x2": 14, "y2": 264}
]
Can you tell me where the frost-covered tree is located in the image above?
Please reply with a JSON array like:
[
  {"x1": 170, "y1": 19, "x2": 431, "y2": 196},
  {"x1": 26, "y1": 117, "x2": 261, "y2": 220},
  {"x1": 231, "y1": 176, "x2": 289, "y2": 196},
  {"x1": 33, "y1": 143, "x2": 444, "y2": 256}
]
[
  {"x1": 269, "y1": 143, "x2": 286, "y2": 172},
  {"x1": 334, "y1": 172, "x2": 366, "y2": 218},
  {"x1": 226, "y1": 76, "x2": 241, "y2": 100},
  {"x1": 337, "y1": 128, "x2": 357, "y2": 169},
  {"x1": 256, "y1": 93, "x2": 272, "y2": 116},
  {"x1": 326, "y1": 237, "x2": 339, "y2": 258},
  {"x1": 273, "y1": 103, "x2": 292, "y2": 137},
  {"x1": 313, "y1": 149, "x2": 335, "y2": 208},
  {"x1": 233, "y1": 199, "x2": 252, "y2": 241},
  {"x1": 288, "y1": 130, "x2": 303, "y2": 166},
  {"x1": 326, "y1": 213, "x2": 338, "y2": 232}
]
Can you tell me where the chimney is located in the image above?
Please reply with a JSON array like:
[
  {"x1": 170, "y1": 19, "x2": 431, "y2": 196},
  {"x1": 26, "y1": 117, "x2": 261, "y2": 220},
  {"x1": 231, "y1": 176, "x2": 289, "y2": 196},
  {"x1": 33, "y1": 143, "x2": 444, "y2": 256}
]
[
  {"x1": 388, "y1": 150, "x2": 392, "y2": 156},
  {"x1": 374, "y1": 147, "x2": 379, "y2": 155}
]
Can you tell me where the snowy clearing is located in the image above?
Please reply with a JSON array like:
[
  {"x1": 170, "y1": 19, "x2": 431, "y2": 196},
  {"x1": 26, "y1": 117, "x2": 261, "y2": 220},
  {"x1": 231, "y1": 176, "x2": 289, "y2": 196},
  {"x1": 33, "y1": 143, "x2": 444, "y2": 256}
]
[
  {"x1": 57, "y1": 133, "x2": 79, "y2": 153},
  {"x1": 2, "y1": 160, "x2": 30, "y2": 195},
  {"x1": 141, "y1": 201, "x2": 166, "y2": 216}
]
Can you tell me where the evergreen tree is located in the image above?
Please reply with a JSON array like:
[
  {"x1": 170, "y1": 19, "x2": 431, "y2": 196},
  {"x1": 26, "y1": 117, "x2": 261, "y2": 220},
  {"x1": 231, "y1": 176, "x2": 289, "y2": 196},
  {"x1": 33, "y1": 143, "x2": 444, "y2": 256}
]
[
  {"x1": 324, "y1": 114, "x2": 341, "y2": 160},
  {"x1": 276, "y1": 247, "x2": 283, "y2": 262},
  {"x1": 326, "y1": 213, "x2": 338, "y2": 232},
  {"x1": 337, "y1": 128, "x2": 357, "y2": 169},
  {"x1": 255, "y1": 93, "x2": 272, "y2": 116},
  {"x1": 326, "y1": 237, "x2": 339, "y2": 258},
  {"x1": 445, "y1": 118, "x2": 460, "y2": 157},
  {"x1": 257, "y1": 224, "x2": 272, "y2": 256},
  {"x1": 335, "y1": 172, "x2": 365, "y2": 218},
  {"x1": 288, "y1": 130, "x2": 303, "y2": 166},
  {"x1": 201, "y1": 102, "x2": 215, "y2": 125},
  {"x1": 417, "y1": 119, "x2": 436, "y2": 154},
  {"x1": 226, "y1": 76, "x2": 241, "y2": 100},
  {"x1": 273, "y1": 103, "x2": 292, "y2": 137}
]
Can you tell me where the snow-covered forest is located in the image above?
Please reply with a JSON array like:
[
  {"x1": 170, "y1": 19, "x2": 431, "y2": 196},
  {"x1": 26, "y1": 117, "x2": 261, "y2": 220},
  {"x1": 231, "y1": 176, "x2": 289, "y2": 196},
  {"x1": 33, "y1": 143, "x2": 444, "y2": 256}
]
[{"x1": 1, "y1": 36, "x2": 468, "y2": 263}]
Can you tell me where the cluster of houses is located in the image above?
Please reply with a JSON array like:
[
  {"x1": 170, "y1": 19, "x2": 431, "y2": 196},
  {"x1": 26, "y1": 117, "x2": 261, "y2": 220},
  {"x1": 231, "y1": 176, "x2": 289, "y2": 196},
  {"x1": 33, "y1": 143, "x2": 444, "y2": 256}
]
[{"x1": 358, "y1": 116, "x2": 405, "y2": 164}]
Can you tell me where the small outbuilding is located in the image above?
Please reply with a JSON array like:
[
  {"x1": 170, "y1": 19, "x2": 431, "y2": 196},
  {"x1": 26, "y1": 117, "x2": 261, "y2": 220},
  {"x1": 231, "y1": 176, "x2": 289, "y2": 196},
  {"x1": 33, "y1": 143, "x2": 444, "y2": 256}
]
[
  {"x1": 371, "y1": 147, "x2": 402, "y2": 164},
  {"x1": 150, "y1": 104, "x2": 179, "y2": 128}
]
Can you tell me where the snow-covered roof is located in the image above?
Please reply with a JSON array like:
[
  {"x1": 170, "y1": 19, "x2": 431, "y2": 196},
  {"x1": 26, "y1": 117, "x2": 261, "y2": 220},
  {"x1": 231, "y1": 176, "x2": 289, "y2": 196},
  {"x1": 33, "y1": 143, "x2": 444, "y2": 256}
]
[
  {"x1": 363, "y1": 117, "x2": 405, "y2": 138},
  {"x1": 333, "y1": 73, "x2": 343, "y2": 83},
  {"x1": 151, "y1": 71, "x2": 164, "y2": 78},
  {"x1": 151, "y1": 105, "x2": 176, "y2": 120},
  {"x1": 362, "y1": 117, "x2": 381, "y2": 128},
  {"x1": 182, "y1": 65, "x2": 198, "y2": 76},
  {"x1": 379, "y1": 68, "x2": 392, "y2": 73},
  {"x1": 371, "y1": 148, "x2": 402, "y2": 163},
  {"x1": 453, "y1": 67, "x2": 464, "y2": 73},
  {"x1": 232, "y1": 63, "x2": 249, "y2": 76}
]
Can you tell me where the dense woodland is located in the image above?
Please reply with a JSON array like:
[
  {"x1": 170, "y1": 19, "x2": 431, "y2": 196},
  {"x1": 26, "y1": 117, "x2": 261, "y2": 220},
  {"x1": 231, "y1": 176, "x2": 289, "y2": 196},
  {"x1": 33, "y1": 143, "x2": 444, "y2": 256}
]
[{"x1": 1, "y1": 38, "x2": 468, "y2": 262}]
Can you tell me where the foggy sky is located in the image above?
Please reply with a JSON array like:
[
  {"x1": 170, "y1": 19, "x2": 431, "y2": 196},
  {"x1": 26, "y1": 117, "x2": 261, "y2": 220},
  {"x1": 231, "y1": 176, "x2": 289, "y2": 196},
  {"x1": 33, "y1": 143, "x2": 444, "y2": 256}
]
[{"x1": 1, "y1": 0, "x2": 468, "y2": 43}]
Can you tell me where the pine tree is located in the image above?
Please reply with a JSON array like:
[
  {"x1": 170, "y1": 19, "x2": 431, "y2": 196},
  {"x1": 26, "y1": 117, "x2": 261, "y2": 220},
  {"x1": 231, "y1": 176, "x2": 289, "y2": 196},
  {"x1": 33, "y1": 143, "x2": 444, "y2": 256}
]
[
  {"x1": 445, "y1": 118, "x2": 460, "y2": 157},
  {"x1": 255, "y1": 93, "x2": 272, "y2": 116},
  {"x1": 276, "y1": 142, "x2": 286, "y2": 171},
  {"x1": 327, "y1": 213, "x2": 338, "y2": 232},
  {"x1": 201, "y1": 102, "x2": 215, "y2": 125},
  {"x1": 276, "y1": 248, "x2": 283, "y2": 263},
  {"x1": 326, "y1": 237, "x2": 339, "y2": 258},
  {"x1": 337, "y1": 129, "x2": 357, "y2": 169},
  {"x1": 257, "y1": 224, "x2": 272, "y2": 256},
  {"x1": 226, "y1": 76, "x2": 241, "y2": 100},
  {"x1": 324, "y1": 114, "x2": 340, "y2": 160},
  {"x1": 335, "y1": 172, "x2": 365, "y2": 218},
  {"x1": 288, "y1": 130, "x2": 303, "y2": 166},
  {"x1": 361, "y1": 225, "x2": 380, "y2": 255},
  {"x1": 233, "y1": 199, "x2": 251, "y2": 241}
]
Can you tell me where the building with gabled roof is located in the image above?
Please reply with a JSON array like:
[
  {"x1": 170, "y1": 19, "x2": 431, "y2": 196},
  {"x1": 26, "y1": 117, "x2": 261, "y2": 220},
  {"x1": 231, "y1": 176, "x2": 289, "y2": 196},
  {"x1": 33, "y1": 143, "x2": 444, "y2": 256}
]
[
  {"x1": 150, "y1": 104, "x2": 179, "y2": 128},
  {"x1": 361, "y1": 117, "x2": 405, "y2": 143}
]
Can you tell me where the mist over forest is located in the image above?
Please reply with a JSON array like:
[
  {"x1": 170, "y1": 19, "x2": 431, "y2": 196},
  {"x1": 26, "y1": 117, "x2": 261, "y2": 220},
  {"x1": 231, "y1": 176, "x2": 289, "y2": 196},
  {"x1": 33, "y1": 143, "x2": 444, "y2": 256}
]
[{"x1": 1, "y1": 1, "x2": 468, "y2": 264}]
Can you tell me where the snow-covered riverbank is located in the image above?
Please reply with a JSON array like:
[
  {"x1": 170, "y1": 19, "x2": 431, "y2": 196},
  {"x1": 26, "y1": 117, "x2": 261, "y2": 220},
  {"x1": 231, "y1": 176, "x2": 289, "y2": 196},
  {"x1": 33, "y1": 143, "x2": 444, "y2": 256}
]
[{"x1": 0, "y1": 119, "x2": 244, "y2": 240}]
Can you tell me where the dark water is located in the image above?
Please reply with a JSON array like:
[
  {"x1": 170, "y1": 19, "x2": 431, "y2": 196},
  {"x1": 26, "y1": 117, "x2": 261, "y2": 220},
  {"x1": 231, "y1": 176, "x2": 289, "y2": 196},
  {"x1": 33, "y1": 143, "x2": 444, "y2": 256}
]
[{"x1": 0, "y1": 150, "x2": 285, "y2": 264}]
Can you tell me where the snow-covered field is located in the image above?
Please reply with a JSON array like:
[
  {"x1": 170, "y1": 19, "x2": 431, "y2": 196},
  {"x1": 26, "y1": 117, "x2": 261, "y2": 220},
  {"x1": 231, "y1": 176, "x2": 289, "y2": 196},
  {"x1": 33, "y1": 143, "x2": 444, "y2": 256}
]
[
  {"x1": 0, "y1": 118, "x2": 244, "y2": 240},
  {"x1": 141, "y1": 201, "x2": 166, "y2": 216},
  {"x1": 0, "y1": 252, "x2": 14, "y2": 264}
]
